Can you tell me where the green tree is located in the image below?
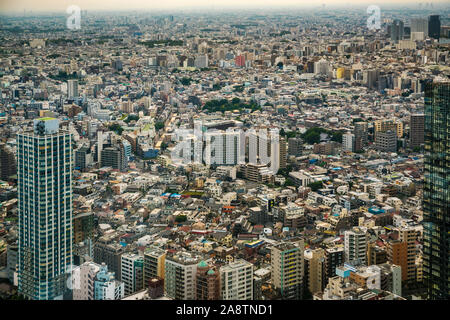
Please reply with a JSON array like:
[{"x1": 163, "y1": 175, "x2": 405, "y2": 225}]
[{"x1": 175, "y1": 215, "x2": 187, "y2": 223}]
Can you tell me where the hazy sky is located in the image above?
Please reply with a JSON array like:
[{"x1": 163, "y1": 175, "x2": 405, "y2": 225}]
[{"x1": 0, "y1": 0, "x2": 448, "y2": 12}]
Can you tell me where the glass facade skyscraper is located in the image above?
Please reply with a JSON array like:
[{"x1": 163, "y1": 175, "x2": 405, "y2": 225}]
[
  {"x1": 423, "y1": 82, "x2": 449, "y2": 300},
  {"x1": 428, "y1": 15, "x2": 441, "y2": 40},
  {"x1": 17, "y1": 118, "x2": 74, "y2": 300}
]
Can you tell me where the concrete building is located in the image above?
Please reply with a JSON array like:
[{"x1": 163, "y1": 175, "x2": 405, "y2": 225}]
[
  {"x1": 143, "y1": 246, "x2": 166, "y2": 286},
  {"x1": 17, "y1": 118, "x2": 74, "y2": 300},
  {"x1": 375, "y1": 130, "x2": 397, "y2": 153},
  {"x1": 410, "y1": 114, "x2": 424, "y2": 148},
  {"x1": 196, "y1": 260, "x2": 220, "y2": 300},
  {"x1": 164, "y1": 252, "x2": 201, "y2": 300},
  {"x1": 344, "y1": 227, "x2": 368, "y2": 265},
  {"x1": 121, "y1": 253, "x2": 144, "y2": 296},
  {"x1": 220, "y1": 259, "x2": 253, "y2": 300},
  {"x1": 271, "y1": 241, "x2": 304, "y2": 299}
]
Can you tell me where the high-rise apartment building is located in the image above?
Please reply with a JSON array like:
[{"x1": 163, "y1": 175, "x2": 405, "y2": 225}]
[
  {"x1": 203, "y1": 130, "x2": 241, "y2": 166},
  {"x1": 94, "y1": 263, "x2": 124, "y2": 300},
  {"x1": 220, "y1": 259, "x2": 253, "y2": 300},
  {"x1": 17, "y1": 118, "x2": 74, "y2": 300},
  {"x1": 121, "y1": 253, "x2": 144, "y2": 296},
  {"x1": 279, "y1": 137, "x2": 287, "y2": 169},
  {"x1": 344, "y1": 227, "x2": 368, "y2": 265},
  {"x1": 304, "y1": 248, "x2": 326, "y2": 295},
  {"x1": 143, "y1": 246, "x2": 166, "y2": 286},
  {"x1": 423, "y1": 81, "x2": 449, "y2": 300},
  {"x1": 164, "y1": 252, "x2": 201, "y2": 300},
  {"x1": 0, "y1": 142, "x2": 17, "y2": 181},
  {"x1": 398, "y1": 227, "x2": 417, "y2": 282},
  {"x1": 67, "y1": 79, "x2": 78, "y2": 99},
  {"x1": 353, "y1": 122, "x2": 368, "y2": 152},
  {"x1": 288, "y1": 137, "x2": 303, "y2": 156},
  {"x1": 410, "y1": 113, "x2": 424, "y2": 149},
  {"x1": 271, "y1": 241, "x2": 304, "y2": 299},
  {"x1": 342, "y1": 132, "x2": 354, "y2": 152},
  {"x1": 93, "y1": 241, "x2": 124, "y2": 281},
  {"x1": 374, "y1": 119, "x2": 403, "y2": 138}
]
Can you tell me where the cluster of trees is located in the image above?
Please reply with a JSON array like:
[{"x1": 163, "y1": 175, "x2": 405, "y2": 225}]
[
  {"x1": 203, "y1": 98, "x2": 261, "y2": 113},
  {"x1": 301, "y1": 127, "x2": 343, "y2": 144},
  {"x1": 175, "y1": 215, "x2": 187, "y2": 223},
  {"x1": 124, "y1": 114, "x2": 139, "y2": 123},
  {"x1": 180, "y1": 77, "x2": 193, "y2": 86},
  {"x1": 108, "y1": 123, "x2": 123, "y2": 135},
  {"x1": 307, "y1": 181, "x2": 323, "y2": 191},
  {"x1": 155, "y1": 122, "x2": 165, "y2": 131},
  {"x1": 48, "y1": 71, "x2": 78, "y2": 81},
  {"x1": 141, "y1": 40, "x2": 183, "y2": 48}
]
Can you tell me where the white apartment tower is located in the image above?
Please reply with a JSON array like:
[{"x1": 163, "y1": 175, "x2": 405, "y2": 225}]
[
  {"x1": 17, "y1": 118, "x2": 74, "y2": 300},
  {"x1": 220, "y1": 259, "x2": 253, "y2": 300},
  {"x1": 344, "y1": 227, "x2": 369, "y2": 265}
]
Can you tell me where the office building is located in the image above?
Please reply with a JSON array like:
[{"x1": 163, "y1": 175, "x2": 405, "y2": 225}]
[
  {"x1": 423, "y1": 81, "x2": 449, "y2": 300},
  {"x1": 411, "y1": 18, "x2": 428, "y2": 36},
  {"x1": 288, "y1": 137, "x2": 303, "y2": 156},
  {"x1": 428, "y1": 15, "x2": 441, "y2": 40},
  {"x1": 375, "y1": 130, "x2": 397, "y2": 153},
  {"x1": 17, "y1": 118, "x2": 73, "y2": 300},
  {"x1": 390, "y1": 20, "x2": 404, "y2": 43},
  {"x1": 410, "y1": 114, "x2": 424, "y2": 149}
]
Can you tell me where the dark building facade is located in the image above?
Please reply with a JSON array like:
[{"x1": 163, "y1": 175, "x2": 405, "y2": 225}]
[
  {"x1": 428, "y1": 15, "x2": 441, "y2": 40},
  {"x1": 423, "y1": 81, "x2": 449, "y2": 300}
]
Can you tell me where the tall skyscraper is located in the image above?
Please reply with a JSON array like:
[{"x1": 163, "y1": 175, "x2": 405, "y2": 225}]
[
  {"x1": 428, "y1": 15, "x2": 441, "y2": 40},
  {"x1": 17, "y1": 118, "x2": 74, "y2": 300},
  {"x1": 423, "y1": 81, "x2": 449, "y2": 300},
  {"x1": 390, "y1": 20, "x2": 404, "y2": 43},
  {"x1": 411, "y1": 18, "x2": 428, "y2": 36},
  {"x1": 67, "y1": 79, "x2": 78, "y2": 99},
  {"x1": 353, "y1": 122, "x2": 368, "y2": 152}
]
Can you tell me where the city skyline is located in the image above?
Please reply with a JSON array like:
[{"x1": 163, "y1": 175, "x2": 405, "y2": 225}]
[
  {"x1": 0, "y1": 1, "x2": 448, "y2": 306},
  {"x1": 1, "y1": 0, "x2": 450, "y2": 13}
]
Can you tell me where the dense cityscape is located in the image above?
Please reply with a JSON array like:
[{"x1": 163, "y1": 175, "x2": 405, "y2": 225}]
[{"x1": 0, "y1": 1, "x2": 449, "y2": 304}]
